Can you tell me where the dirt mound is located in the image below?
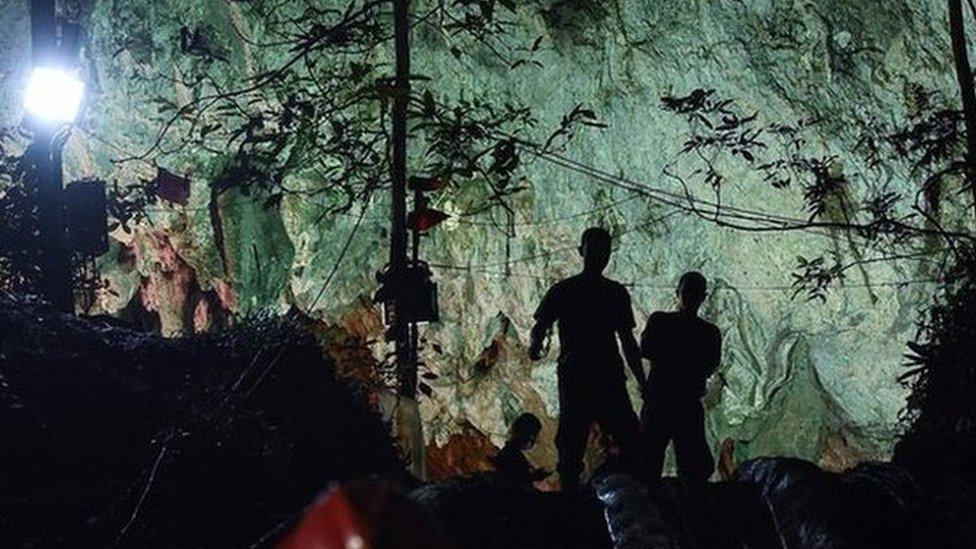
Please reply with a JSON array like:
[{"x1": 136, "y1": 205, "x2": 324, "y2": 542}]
[{"x1": 0, "y1": 293, "x2": 405, "y2": 547}]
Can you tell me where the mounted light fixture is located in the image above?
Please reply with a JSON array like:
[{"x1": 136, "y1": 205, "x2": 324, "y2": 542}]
[{"x1": 23, "y1": 66, "x2": 85, "y2": 124}]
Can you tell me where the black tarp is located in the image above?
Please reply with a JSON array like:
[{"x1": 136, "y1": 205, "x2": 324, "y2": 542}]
[
  {"x1": 737, "y1": 458, "x2": 941, "y2": 548},
  {"x1": 596, "y1": 473, "x2": 778, "y2": 549}
]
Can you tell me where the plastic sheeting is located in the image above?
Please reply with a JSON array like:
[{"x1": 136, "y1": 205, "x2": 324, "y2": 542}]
[
  {"x1": 737, "y1": 458, "x2": 935, "y2": 548},
  {"x1": 594, "y1": 474, "x2": 679, "y2": 549}
]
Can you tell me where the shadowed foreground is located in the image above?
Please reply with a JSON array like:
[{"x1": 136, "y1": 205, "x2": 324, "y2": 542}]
[
  {"x1": 0, "y1": 294, "x2": 959, "y2": 547},
  {"x1": 0, "y1": 294, "x2": 404, "y2": 547}
]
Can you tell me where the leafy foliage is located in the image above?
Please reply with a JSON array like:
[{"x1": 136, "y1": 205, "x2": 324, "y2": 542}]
[
  {"x1": 0, "y1": 130, "x2": 43, "y2": 293},
  {"x1": 411, "y1": 94, "x2": 536, "y2": 215},
  {"x1": 660, "y1": 88, "x2": 971, "y2": 300},
  {"x1": 662, "y1": 84, "x2": 976, "y2": 531},
  {"x1": 888, "y1": 85, "x2": 969, "y2": 197},
  {"x1": 791, "y1": 255, "x2": 847, "y2": 303},
  {"x1": 105, "y1": 177, "x2": 157, "y2": 234},
  {"x1": 93, "y1": 0, "x2": 578, "y2": 227},
  {"x1": 0, "y1": 294, "x2": 404, "y2": 546},
  {"x1": 895, "y1": 257, "x2": 976, "y2": 532}
]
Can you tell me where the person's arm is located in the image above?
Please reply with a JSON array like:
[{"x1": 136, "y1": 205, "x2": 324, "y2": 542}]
[
  {"x1": 531, "y1": 467, "x2": 551, "y2": 481},
  {"x1": 529, "y1": 320, "x2": 552, "y2": 361},
  {"x1": 704, "y1": 325, "x2": 722, "y2": 378},
  {"x1": 619, "y1": 329, "x2": 645, "y2": 387},
  {"x1": 616, "y1": 288, "x2": 645, "y2": 386},
  {"x1": 529, "y1": 287, "x2": 558, "y2": 361},
  {"x1": 638, "y1": 314, "x2": 661, "y2": 397},
  {"x1": 640, "y1": 313, "x2": 660, "y2": 360}
]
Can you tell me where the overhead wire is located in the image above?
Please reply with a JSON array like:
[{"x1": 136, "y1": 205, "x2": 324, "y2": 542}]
[
  {"x1": 450, "y1": 195, "x2": 641, "y2": 228},
  {"x1": 78, "y1": 107, "x2": 838, "y2": 241},
  {"x1": 430, "y1": 263, "x2": 943, "y2": 292},
  {"x1": 529, "y1": 148, "x2": 843, "y2": 240},
  {"x1": 411, "y1": 129, "x2": 957, "y2": 291},
  {"x1": 79, "y1": 99, "x2": 956, "y2": 298},
  {"x1": 240, "y1": 205, "x2": 368, "y2": 400},
  {"x1": 427, "y1": 209, "x2": 685, "y2": 271},
  {"x1": 418, "y1": 98, "x2": 838, "y2": 236}
]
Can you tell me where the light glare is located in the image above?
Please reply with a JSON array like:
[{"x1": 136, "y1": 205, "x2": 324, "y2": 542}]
[{"x1": 24, "y1": 67, "x2": 85, "y2": 123}]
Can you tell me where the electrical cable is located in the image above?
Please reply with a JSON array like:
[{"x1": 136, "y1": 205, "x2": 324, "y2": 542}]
[
  {"x1": 79, "y1": 101, "x2": 957, "y2": 296},
  {"x1": 234, "y1": 204, "x2": 368, "y2": 401},
  {"x1": 429, "y1": 263, "x2": 943, "y2": 292},
  {"x1": 451, "y1": 195, "x2": 641, "y2": 228}
]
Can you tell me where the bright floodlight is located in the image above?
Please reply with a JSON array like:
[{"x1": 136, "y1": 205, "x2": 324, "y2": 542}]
[{"x1": 23, "y1": 66, "x2": 85, "y2": 124}]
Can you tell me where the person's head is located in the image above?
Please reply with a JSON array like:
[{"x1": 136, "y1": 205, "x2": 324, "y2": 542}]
[
  {"x1": 677, "y1": 271, "x2": 707, "y2": 313},
  {"x1": 509, "y1": 413, "x2": 542, "y2": 450},
  {"x1": 578, "y1": 227, "x2": 613, "y2": 274}
]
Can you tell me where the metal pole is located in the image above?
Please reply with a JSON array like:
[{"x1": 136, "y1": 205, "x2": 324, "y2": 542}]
[
  {"x1": 391, "y1": 0, "x2": 415, "y2": 397},
  {"x1": 30, "y1": 0, "x2": 73, "y2": 312},
  {"x1": 33, "y1": 130, "x2": 73, "y2": 311},
  {"x1": 409, "y1": 182, "x2": 421, "y2": 397},
  {"x1": 31, "y1": 0, "x2": 57, "y2": 66}
]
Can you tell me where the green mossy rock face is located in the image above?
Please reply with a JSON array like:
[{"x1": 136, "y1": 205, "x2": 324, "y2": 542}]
[{"x1": 1, "y1": 0, "x2": 957, "y2": 471}]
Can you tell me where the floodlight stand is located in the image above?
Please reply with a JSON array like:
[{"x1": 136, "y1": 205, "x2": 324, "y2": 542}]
[
  {"x1": 29, "y1": 0, "x2": 73, "y2": 312},
  {"x1": 32, "y1": 127, "x2": 73, "y2": 312}
]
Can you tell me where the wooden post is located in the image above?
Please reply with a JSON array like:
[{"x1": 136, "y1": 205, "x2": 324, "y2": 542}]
[
  {"x1": 391, "y1": 0, "x2": 413, "y2": 397},
  {"x1": 390, "y1": 0, "x2": 426, "y2": 479}
]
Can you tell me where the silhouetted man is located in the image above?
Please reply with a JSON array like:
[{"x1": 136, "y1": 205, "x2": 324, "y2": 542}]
[
  {"x1": 639, "y1": 271, "x2": 721, "y2": 485},
  {"x1": 529, "y1": 228, "x2": 644, "y2": 491}
]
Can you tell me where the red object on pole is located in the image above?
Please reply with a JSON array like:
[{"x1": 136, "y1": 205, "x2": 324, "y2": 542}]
[
  {"x1": 155, "y1": 168, "x2": 191, "y2": 205},
  {"x1": 407, "y1": 208, "x2": 449, "y2": 232},
  {"x1": 276, "y1": 486, "x2": 372, "y2": 549}
]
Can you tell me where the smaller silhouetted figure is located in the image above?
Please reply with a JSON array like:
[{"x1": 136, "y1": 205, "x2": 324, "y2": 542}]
[
  {"x1": 492, "y1": 413, "x2": 550, "y2": 487},
  {"x1": 639, "y1": 271, "x2": 721, "y2": 485}
]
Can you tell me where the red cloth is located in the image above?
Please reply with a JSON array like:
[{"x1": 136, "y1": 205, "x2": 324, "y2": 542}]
[{"x1": 277, "y1": 486, "x2": 371, "y2": 549}]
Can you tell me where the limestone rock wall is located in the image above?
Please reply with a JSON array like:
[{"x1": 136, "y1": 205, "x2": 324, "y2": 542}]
[{"x1": 1, "y1": 0, "x2": 960, "y2": 473}]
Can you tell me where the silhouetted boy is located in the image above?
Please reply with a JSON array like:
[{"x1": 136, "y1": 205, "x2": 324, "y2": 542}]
[
  {"x1": 640, "y1": 271, "x2": 721, "y2": 484},
  {"x1": 492, "y1": 413, "x2": 549, "y2": 487},
  {"x1": 529, "y1": 227, "x2": 644, "y2": 491}
]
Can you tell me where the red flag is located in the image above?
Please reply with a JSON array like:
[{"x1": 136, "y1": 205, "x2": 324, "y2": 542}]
[
  {"x1": 408, "y1": 208, "x2": 449, "y2": 232},
  {"x1": 155, "y1": 168, "x2": 191, "y2": 205},
  {"x1": 276, "y1": 486, "x2": 371, "y2": 549}
]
